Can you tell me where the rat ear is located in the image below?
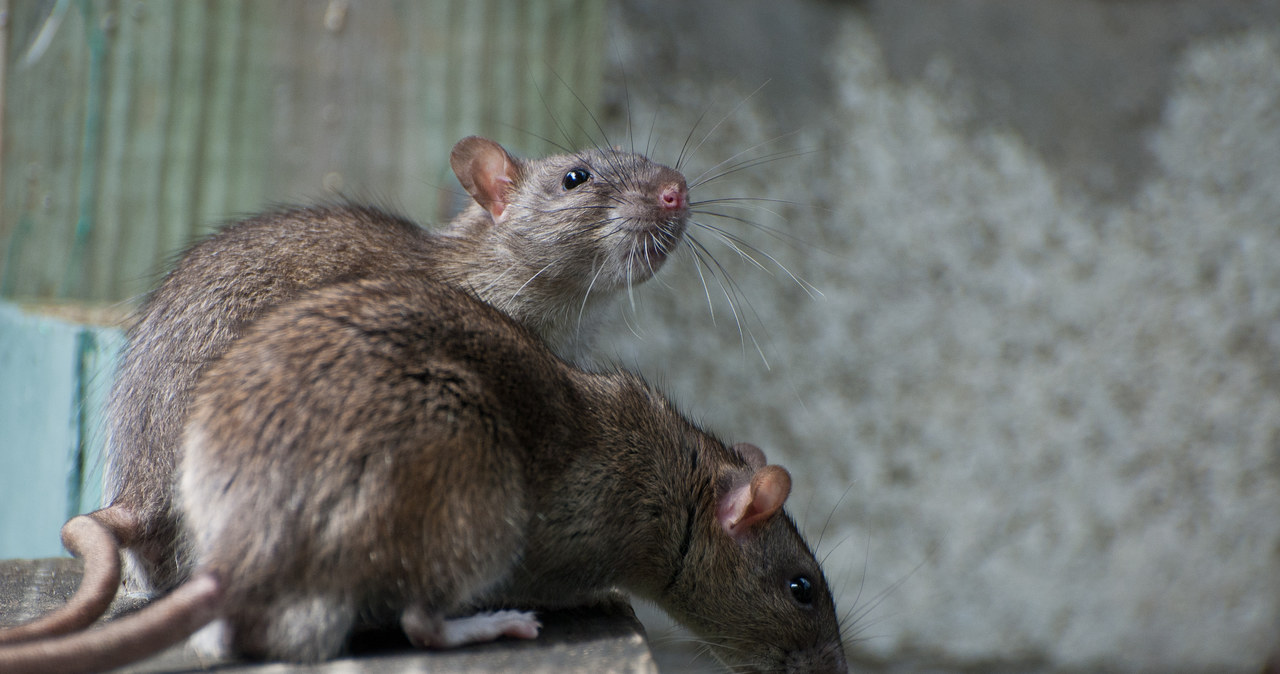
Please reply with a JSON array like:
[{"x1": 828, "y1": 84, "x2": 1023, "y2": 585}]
[
  {"x1": 717, "y1": 465, "x2": 792, "y2": 540},
  {"x1": 731, "y1": 442, "x2": 767, "y2": 470},
  {"x1": 450, "y1": 136, "x2": 521, "y2": 222}
]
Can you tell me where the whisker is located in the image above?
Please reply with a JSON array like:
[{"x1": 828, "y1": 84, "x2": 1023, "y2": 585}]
[
  {"x1": 840, "y1": 537, "x2": 873, "y2": 630},
  {"x1": 686, "y1": 235, "x2": 771, "y2": 368},
  {"x1": 596, "y1": 187, "x2": 630, "y2": 207},
  {"x1": 529, "y1": 72, "x2": 577, "y2": 152},
  {"x1": 609, "y1": 35, "x2": 635, "y2": 155},
  {"x1": 691, "y1": 219, "x2": 822, "y2": 298},
  {"x1": 577, "y1": 258, "x2": 608, "y2": 341},
  {"x1": 682, "y1": 79, "x2": 772, "y2": 171},
  {"x1": 819, "y1": 533, "x2": 855, "y2": 567},
  {"x1": 689, "y1": 205, "x2": 819, "y2": 254},
  {"x1": 508, "y1": 262, "x2": 556, "y2": 305},
  {"x1": 644, "y1": 233, "x2": 678, "y2": 293},
  {"x1": 686, "y1": 243, "x2": 719, "y2": 326},
  {"x1": 645, "y1": 107, "x2": 660, "y2": 159},
  {"x1": 687, "y1": 128, "x2": 803, "y2": 188},
  {"x1": 841, "y1": 555, "x2": 929, "y2": 642},
  {"x1": 626, "y1": 239, "x2": 638, "y2": 314},
  {"x1": 814, "y1": 482, "x2": 858, "y2": 553},
  {"x1": 696, "y1": 218, "x2": 824, "y2": 290},
  {"x1": 644, "y1": 232, "x2": 660, "y2": 281},
  {"x1": 676, "y1": 104, "x2": 713, "y2": 171},
  {"x1": 582, "y1": 144, "x2": 635, "y2": 197},
  {"x1": 499, "y1": 120, "x2": 573, "y2": 156},
  {"x1": 540, "y1": 90, "x2": 640, "y2": 197},
  {"x1": 692, "y1": 195, "x2": 810, "y2": 211},
  {"x1": 533, "y1": 204, "x2": 617, "y2": 214},
  {"x1": 476, "y1": 262, "x2": 522, "y2": 297},
  {"x1": 700, "y1": 225, "x2": 774, "y2": 275},
  {"x1": 686, "y1": 235, "x2": 746, "y2": 353},
  {"x1": 690, "y1": 145, "x2": 825, "y2": 190},
  {"x1": 546, "y1": 67, "x2": 616, "y2": 155}
]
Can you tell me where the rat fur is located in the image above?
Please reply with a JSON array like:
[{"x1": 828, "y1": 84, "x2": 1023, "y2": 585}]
[
  {"x1": 0, "y1": 136, "x2": 690, "y2": 647},
  {"x1": 0, "y1": 274, "x2": 846, "y2": 673}
]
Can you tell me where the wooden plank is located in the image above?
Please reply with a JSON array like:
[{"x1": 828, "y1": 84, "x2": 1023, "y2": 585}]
[
  {"x1": 2, "y1": 0, "x2": 608, "y2": 305},
  {"x1": 153, "y1": 0, "x2": 212, "y2": 272},
  {"x1": 111, "y1": 0, "x2": 180, "y2": 302},
  {"x1": 75, "y1": 323, "x2": 125, "y2": 516},
  {"x1": 0, "y1": 302, "x2": 122, "y2": 558},
  {"x1": 0, "y1": 303, "x2": 78, "y2": 557},
  {"x1": 0, "y1": 1, "x2": 90, "y2": 299}
]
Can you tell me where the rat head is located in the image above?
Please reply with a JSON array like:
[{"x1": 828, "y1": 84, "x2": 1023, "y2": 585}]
[
  {"x1": 661, "y1": 442, "x2": 847, "y2": 673},
  {"x1": 450, "y1": 136, "x2": 689, "y2": 293}
]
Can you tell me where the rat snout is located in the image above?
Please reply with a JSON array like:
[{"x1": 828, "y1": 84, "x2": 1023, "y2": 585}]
[
  {"x1": 660, "y1": 181, "x2": 688, "y2": 213},
  {"x1": 649, "y1": 163, "x2": 689, "y2": 216}
]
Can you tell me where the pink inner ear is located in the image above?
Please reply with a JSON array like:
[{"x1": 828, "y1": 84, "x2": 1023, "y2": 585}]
[
  {"x1": 719, "y1": 465, "x2": 793, "y2": 538},
  {"x1": 450, "y1": 136, "x2": 520, "y2": 222},
  {"x1": 482, "y1": 173, "x2": 514, "y2": 219}
]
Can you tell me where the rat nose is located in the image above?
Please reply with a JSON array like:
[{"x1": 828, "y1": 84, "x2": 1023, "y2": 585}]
[{"x1": 660, "y1": 183, "x2": 688, "y2": 212}]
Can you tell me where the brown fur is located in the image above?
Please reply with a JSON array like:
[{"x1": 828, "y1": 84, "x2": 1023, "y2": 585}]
[
  {"x1": 102, "y1": 137, "x2": 688, "y2": 597},
  {"x1": 0, "y1": 275, "x2": 845, "y2": 673},
  {"x1": 0, "y1": 137, "x2": 688, "y2": 646}
]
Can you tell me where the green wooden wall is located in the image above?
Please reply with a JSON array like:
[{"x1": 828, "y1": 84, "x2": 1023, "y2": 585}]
[
  {"x1": 0, "y1": 0, "x2": 607, "y2": 558},
  {"x1": 1, "y1": 0, "x2": 607, "y2": 304}
]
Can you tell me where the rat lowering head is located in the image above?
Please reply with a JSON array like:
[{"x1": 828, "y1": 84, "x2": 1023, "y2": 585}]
[{"x1": 0, "y1": 275, "x2": 845, "y2": 674}]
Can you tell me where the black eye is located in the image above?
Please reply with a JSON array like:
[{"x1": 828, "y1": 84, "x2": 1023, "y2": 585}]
[
  {"x1": 789, "y1": 575, "x2": 814, "y2": 606},
  {"x1": 562, "y1": 168, "x2": 591, "y2": 190}
]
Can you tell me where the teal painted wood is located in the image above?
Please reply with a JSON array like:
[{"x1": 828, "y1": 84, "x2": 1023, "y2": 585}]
[{"x1": 0, "y1": 302, "x2": 123, "y2": 558}]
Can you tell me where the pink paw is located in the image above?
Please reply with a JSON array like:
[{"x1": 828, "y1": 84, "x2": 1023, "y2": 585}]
[{"x1": 403, "y1": 608, "x2": 541, "y2": 649}]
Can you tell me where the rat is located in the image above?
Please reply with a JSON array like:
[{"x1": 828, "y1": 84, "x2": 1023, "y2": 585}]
[
  {"x1": 0, "y1": 135, "x2": 690, "y2": 645},
  {"x1": 0, "y1": 274, "x2": 847, "y2": 673}
]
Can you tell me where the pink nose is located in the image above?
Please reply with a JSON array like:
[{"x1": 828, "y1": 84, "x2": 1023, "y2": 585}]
[{"x1": 660, "y1": 184, "x2": 687, "y2": 211}]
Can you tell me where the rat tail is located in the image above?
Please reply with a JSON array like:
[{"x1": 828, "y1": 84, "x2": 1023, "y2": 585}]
[
  {"x1": 0, "y1": 570, "x2": 222, "y2": 674},
  {"x1": 0, "y1": 512, "x2": 130, "y2": 645}
]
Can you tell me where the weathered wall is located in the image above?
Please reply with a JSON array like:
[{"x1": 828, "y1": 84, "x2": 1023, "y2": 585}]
[{"x1": 601, "y1": 1, "x2": 1280, "y2": 671}]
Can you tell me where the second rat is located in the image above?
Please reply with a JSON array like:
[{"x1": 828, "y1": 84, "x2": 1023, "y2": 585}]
[{"x1": 0, "y1": 274, "x2": 847, "y2": 674}]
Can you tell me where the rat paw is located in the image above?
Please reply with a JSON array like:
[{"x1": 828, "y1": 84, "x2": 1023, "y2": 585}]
[
  {"x1": 187, "y1": 618, "x2": 231, "y2": 660},
  {"x1": 402, "y1": 607, "x2": 541, "y2": 649}
]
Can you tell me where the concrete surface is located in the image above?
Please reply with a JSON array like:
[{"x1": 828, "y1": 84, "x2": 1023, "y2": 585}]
[
  {"x1": 0, "y1": 558, "x2": 656, "y2": 673},
  {"x1": 598, "y1": 1, "x2": 1280, "y2": 672}
]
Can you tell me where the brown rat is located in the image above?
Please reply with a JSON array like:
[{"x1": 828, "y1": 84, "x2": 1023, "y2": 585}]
[
  {"x1": 0, "y1": 135, "x2": 690, "y2": 644},
  {"x1": 0, "y1": 274, "x2": 846, "y2": 673}
]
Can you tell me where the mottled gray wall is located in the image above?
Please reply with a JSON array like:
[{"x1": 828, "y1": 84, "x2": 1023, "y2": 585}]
[{"x1": 598, "y1": 1, "x2": 1280, "y2": 671}]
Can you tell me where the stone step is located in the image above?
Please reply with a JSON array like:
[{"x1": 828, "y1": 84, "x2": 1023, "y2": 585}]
[{"x1": 0, "y1": 557, "x2": 657, "y2": 673}]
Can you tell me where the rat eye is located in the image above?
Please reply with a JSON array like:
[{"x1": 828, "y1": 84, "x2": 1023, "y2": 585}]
[
  {"x1": 562, "y1": 168, "x2": 591, "y2": 190},
  {"x1": 788, "y1": 575, "x2": 814, "y2": 606}
]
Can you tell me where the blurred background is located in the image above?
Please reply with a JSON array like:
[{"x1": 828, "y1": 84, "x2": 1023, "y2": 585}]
[{"x1": 2, "y1": 1, "x2": 1278, "y2": 672}]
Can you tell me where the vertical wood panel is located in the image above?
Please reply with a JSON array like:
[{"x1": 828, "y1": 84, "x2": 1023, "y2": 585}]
[
  {"x1": 408, "y1": 0, "x2": 457, "y2": 223},
  {"x1": 0, "y1": 0, "x2": 609, "y2": 294},
  {"x1": 153, "y1": 1, "x2": 208, "y2": 272},
  {"x1": 2, "y1": 2, "x2": 86, "y2": 298},
  {"x1": 89, "y1": 0, "x2": 132, "y2": 301},
  {"x1": 0, "y1": 302, "x2": 122, "y2": 558},
  {"x1": 0, "y1": 303, "x2": 77, "y2": 557}
]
